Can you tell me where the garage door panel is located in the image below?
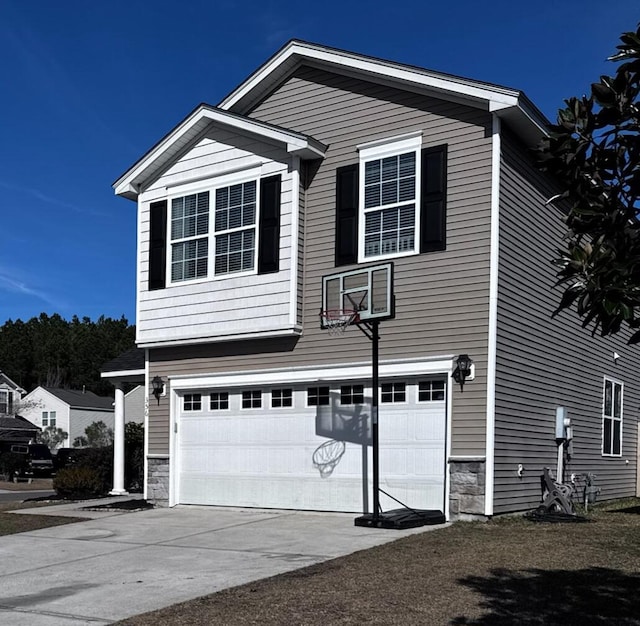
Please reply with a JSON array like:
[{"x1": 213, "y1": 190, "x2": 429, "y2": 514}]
[{"x1": 177, "y1": 379, "x2": 446, "y2": 513}]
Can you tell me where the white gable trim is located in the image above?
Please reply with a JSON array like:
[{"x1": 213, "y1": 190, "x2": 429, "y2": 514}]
[
  {"x1": 113, "y1": 105, "x2": 327, "y2": 200},
  {"x1": 219, "y1": 40, "x2": 548, "y2": 146}
]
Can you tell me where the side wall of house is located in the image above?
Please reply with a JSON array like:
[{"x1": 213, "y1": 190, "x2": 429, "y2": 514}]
[
  {"x1": 68, "y1": 409, "x2": 115, "y2": 447},
  {"x1": 146, "y1": 66, "x2": 497, "y2": 515},
  {"x1": 19, "y1": 390, "x2": 70, "y2": 445},
  {"x1": 494, "y1": 126, "x2": 639, "y2": 514}
]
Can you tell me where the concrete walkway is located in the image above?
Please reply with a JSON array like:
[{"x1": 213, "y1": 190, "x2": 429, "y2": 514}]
[{"x1": 1, "y1": 500, "x2": 446, "y2": 624}]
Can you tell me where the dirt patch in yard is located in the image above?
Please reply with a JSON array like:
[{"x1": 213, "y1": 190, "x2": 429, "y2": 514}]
[
  {"x1": 0, "y1": 500, "x2": 84, "y2": 536},
  {"x1": 0, "y1": 478, "x2": 54, "y2": 491},
  {"x1": 117, "y1": 499, "x2": 640, "y2": 626}
]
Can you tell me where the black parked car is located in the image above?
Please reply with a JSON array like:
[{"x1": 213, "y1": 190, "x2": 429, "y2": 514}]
[{"x1": 0, "y1": 443, "x2": 55, "y2": 478}]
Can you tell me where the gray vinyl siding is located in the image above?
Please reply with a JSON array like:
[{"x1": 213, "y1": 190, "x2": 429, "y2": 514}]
[
  {"x1": 148, "y1": 66, "x2": 494, "y2": 456},
  {"x1": 494, "y1": 127, "x2": 639, "y2": 514}
]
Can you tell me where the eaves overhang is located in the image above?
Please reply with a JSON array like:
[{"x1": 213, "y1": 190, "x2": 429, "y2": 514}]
[
  {"x1": 113, "y1": 104, "x2": 327, "y2": 201},
  {"x1": 219, "y1": 39, "x2": 550, "y2": 147}
]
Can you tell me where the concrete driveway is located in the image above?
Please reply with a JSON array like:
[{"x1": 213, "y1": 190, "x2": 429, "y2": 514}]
[{"x1": 0, "y1": 501, "x2": 444, "y2": 624}]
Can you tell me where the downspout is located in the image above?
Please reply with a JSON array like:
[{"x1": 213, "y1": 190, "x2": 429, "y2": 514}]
[{"x1": 485, "y1": 113, "x2": 501, "y2": 517}]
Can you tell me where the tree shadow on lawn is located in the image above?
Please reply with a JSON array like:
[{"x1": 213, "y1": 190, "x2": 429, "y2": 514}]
[{"x1": 452, "y1": 567, "x2": 640, "y2": 626}]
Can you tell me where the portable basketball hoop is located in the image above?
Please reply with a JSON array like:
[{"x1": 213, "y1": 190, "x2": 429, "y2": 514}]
[{"x1": 319, "y1": 309, "x2": 359, "y2": 336}]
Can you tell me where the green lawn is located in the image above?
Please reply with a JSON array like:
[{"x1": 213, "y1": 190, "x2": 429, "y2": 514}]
[
  {"x1": 0, "y1": 500, "x2": 83, "y2": 536},
  {"x1": 118, "y1": 499, "x2": 640, "y2": 626}
]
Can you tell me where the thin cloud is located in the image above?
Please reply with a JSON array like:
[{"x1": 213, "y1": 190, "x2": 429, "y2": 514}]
[
  {"x1": 0, "y1": 272, "x2": 60, "y2": 308},
  {"x1": 0, "y1": 180, "x2": 108, "y2": 217}
]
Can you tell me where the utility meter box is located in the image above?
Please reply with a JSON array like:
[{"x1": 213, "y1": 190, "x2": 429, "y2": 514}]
[{"x1": 555, "y1": 407, "x2": 570, "y2": 440}]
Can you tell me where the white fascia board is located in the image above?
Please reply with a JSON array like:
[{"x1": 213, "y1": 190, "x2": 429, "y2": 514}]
[
  {"x1": 220, "y1": 41, "x2": 521, "y2": 112},
  {"x1": 137, "y1": 326, "x2": 302, "y2": 349},
  {"x1": 170, "y1": 355, "x2": 456, "y2": 390},
  {"x1": 113, "y1": 105, "x2": 326, "y2": 199},
  {"x1": 101, "y1": 369, "x2": 145, "y2": 379}
]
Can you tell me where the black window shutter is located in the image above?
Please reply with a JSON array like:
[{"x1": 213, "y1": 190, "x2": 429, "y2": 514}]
[
  {"x1": 149, "y1": 200, "x2": 167, "y2": 290},
  {"x1": 335, "y1": 164, "x2": 359, "y2": 266},
  {"x1": 421, "y1": 145, "x2": 447, "y2": 252},
  {"x1": 258, "y1": 175, "x2": 281, "y2": 274}
]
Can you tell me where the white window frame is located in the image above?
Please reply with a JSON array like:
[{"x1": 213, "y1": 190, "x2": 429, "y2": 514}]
[
  {"x1": 166, "y1": 166, "x2": 262, "y2": 285},
  {"x1": 340, "y1": 384, "x2": 364, "y2": 406},
  {"x1": 307, "y1": 386, "x2": 330, "y2": 407},
  {"x1": 418, "y1": 379, "x2": 447, "y2": 403},
  {"x1": 241, "y1": 390, "x2": 262, "y2": 410},
  {"x1": 380, "y1": 381, "x2": 407, "y2": 404},
  {"x1": 271, "y1": 388, "x2": 293, "y2": 408},
  {"x1": 0, "y1": 390, "x2": 8, "y2": 414},
  {"x1": 357, "y1": 132, "x2": 422, "y2": 263},
  {"x1": 183, "y1": 393, "x2": 202, "y2": 412},
  {"x1": 602, "y1": 377, "x2": 623, "y2": 457},
  {"x1": 209, "y1": 391, "x2": 229, "y2": 411},
  {"x1": 42, "y1": 411, "x2": 49, "y2": 426},
  {"x1": 49, "y1": 411, "x2": 57, "y2": 427}
]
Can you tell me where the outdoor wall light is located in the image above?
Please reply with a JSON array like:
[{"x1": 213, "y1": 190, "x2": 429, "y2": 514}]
[
  {"x1": 151, "y1": 376, "x2": 165, "y2": 405},
  {"x1": 452, "y1": 354, "x2": 473, "y2": 391}
]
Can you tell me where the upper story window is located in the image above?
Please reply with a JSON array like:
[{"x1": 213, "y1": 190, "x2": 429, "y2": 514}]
[
  {"x1": 0, "y1": 390, "x2": 9, "y2": 414},
  {"x1": 603, "y1": 378, "x2": 623, "y2": 456},
  {"x1": 149, "y1": 172, "x2": 281, "y2": 291},
  {"x1": 214, "y1": 181, "x2": 257, "y2": 276},
  {"x1": 358, "y1": 134, "x2": 422, "y2": 262},
  {"x1": 170, "y1": 192, "x2": 210, "y2": 282}
]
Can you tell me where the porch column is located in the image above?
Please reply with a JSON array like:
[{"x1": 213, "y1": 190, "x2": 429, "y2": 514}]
[{"x1": 110, "y1": 382, "x2": 128, "y2": 495}]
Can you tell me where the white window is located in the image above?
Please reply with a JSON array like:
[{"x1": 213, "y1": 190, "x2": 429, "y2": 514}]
[
  {"x1": 242, "y1": 390, "x2": 262, "y2": 409},
  {"x1": 381, "y1": 382, "x2": 406, "y2": 403},
  {"x1": 0, "y1": 390, "x2": 8, "y2": 414},
  {"x1": 210, "y1": 392, "x2": 229, "y2": 411},
  {"x1": 271, "y1": 388, "x2": 293, "y2": 408},
  {"x1": 183, "y1": 394, "x2": 202, "y2": 411},
  {"x1": 418, "y1": 380, "x2": 446, "y2": 402},
  {"x1": 340, "y1": 385, "x2": 364, "y2": 405},
  {"x1": 603, "y1": 378, "x2": 622, "y2": 456},
  {"x1": 307, "y1": 386, "x2": 330, "y2": 407},
  {"x1": 42, "y1": 411, "x2": 49, "y2": 426},
  {"x1": 49, "y1": 411, "x2": 56, "y2": 427},
  {"x1": 170, "y1": 192, "x2": 209, "y2": 282},
  {"x1": 214, "y1": 181, "x2": 257, "y2": 276},
  {"x1": 358, "y1": 133, "x2": 422, "y2": 262}
]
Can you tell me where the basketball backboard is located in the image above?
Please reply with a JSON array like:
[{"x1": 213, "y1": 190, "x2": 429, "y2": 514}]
[{"x1": 321, "y1": 262, "x2": 394, "y2": 327}]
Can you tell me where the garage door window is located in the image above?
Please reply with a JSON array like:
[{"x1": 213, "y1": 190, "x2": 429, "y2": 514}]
[
  {"x1": 418, "y1": 380, "x2": 445, "y2": 402},
  {"x1": 242, "y1": 390, "x2": 262, "y2": 409},
  {"x1": 210, "y1": 392, "x2": 229, "y2": 410},
  {"x1": 184, "y1": 394, "x2": 202, "y2": 411},
  {"x1": 271, "y1": 389, "x2": 293, "y2": 408},
  {"x1": 307, "y1": 386, "x2": 330, "y2": 406},
  {"x1": 341, "y1": 385, "x2": 364, "y2": 405},
  {"x1": 381, "y1": 382, "x2": 406, "y2": 403}
]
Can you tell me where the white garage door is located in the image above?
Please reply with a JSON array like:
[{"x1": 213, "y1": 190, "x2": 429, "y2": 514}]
[{"x1": 176, "y1": 378, "x2": 446, "y2": 513}]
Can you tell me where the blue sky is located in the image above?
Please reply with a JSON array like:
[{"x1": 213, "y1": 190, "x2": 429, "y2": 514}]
[{"x1": 0, "y1": 0, "x2": 637, "y2": 326}]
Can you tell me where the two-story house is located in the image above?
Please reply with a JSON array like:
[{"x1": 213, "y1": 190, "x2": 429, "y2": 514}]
[
  {"x1": 103, "y1": 40, "x2": 640, "y2": 519},
  {"x1": 0, "y1": 370, "x2": 40, "y2": 443}
]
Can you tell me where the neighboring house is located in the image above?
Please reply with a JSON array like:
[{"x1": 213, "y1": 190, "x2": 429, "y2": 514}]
[
  {"x1": 124, "y1": 385, "x2": 145, "y2": 425},
  {"x1": 0, "y1": 371, "x2": 25, "y2": 417},
  {"x1": 103, "y1": 40, "x2": 639, "y2": 519},
  {"x1": 20, "y1": 387, "x2": 115, "y2": 449}
]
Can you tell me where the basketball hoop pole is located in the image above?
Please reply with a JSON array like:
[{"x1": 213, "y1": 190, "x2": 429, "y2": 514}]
[{"x1": 371, "y1": 319, "x2": 380, "y2": 522}]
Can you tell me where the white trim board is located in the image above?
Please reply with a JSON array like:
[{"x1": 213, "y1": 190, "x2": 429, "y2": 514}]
[{"x1": 169, "y1": 356, "x2": 456, "y2": 389}]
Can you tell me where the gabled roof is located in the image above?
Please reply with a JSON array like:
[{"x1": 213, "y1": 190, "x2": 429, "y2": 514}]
[
  {"x1": 219, "y1": 39, "x2": 549, "y2": 146},
  {"x1": 42, "y1": 388, "x2": 114, "y2": 411},
  {"x1": 0, "y1": 416, "x2": 39, "y2": 432},
  {"x1": 0, "y1": 371, "x2": 26, "y2": 395},
  {"x1": 113, "y1": 104, "x2": 327, "y2": 200}
]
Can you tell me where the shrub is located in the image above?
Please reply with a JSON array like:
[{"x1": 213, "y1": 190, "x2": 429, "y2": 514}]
[
  {"x1": 70, "y1": 447, "x2": 113, "y2": 494},
  {"x1": 53, "y1": 467, "x2": 103, "y2": 499},
  {"x1": 125, "y1": 423, "x2": 144, "y2": 492}
]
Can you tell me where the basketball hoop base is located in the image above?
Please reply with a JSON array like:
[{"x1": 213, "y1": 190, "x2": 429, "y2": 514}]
[{"x1": 354, "y1": 508, "x2": 445, "y2": 530}]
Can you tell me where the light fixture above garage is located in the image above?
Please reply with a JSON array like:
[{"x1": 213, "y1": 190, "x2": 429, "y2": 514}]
[
  {"x1": 452, "y1": 354, "x2": 473, "y2": 391},
  {"x1": 151, "y1": 376, "x2": 165, "y2": 404}
]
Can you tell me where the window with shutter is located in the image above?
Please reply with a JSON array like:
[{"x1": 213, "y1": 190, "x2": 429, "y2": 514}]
[
  {"x1": 164, "y1": 168, "x2": 281, "y2": 284},
  {"x1": 343, "y1": 132, "x2": 447, "y2": 264}
]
